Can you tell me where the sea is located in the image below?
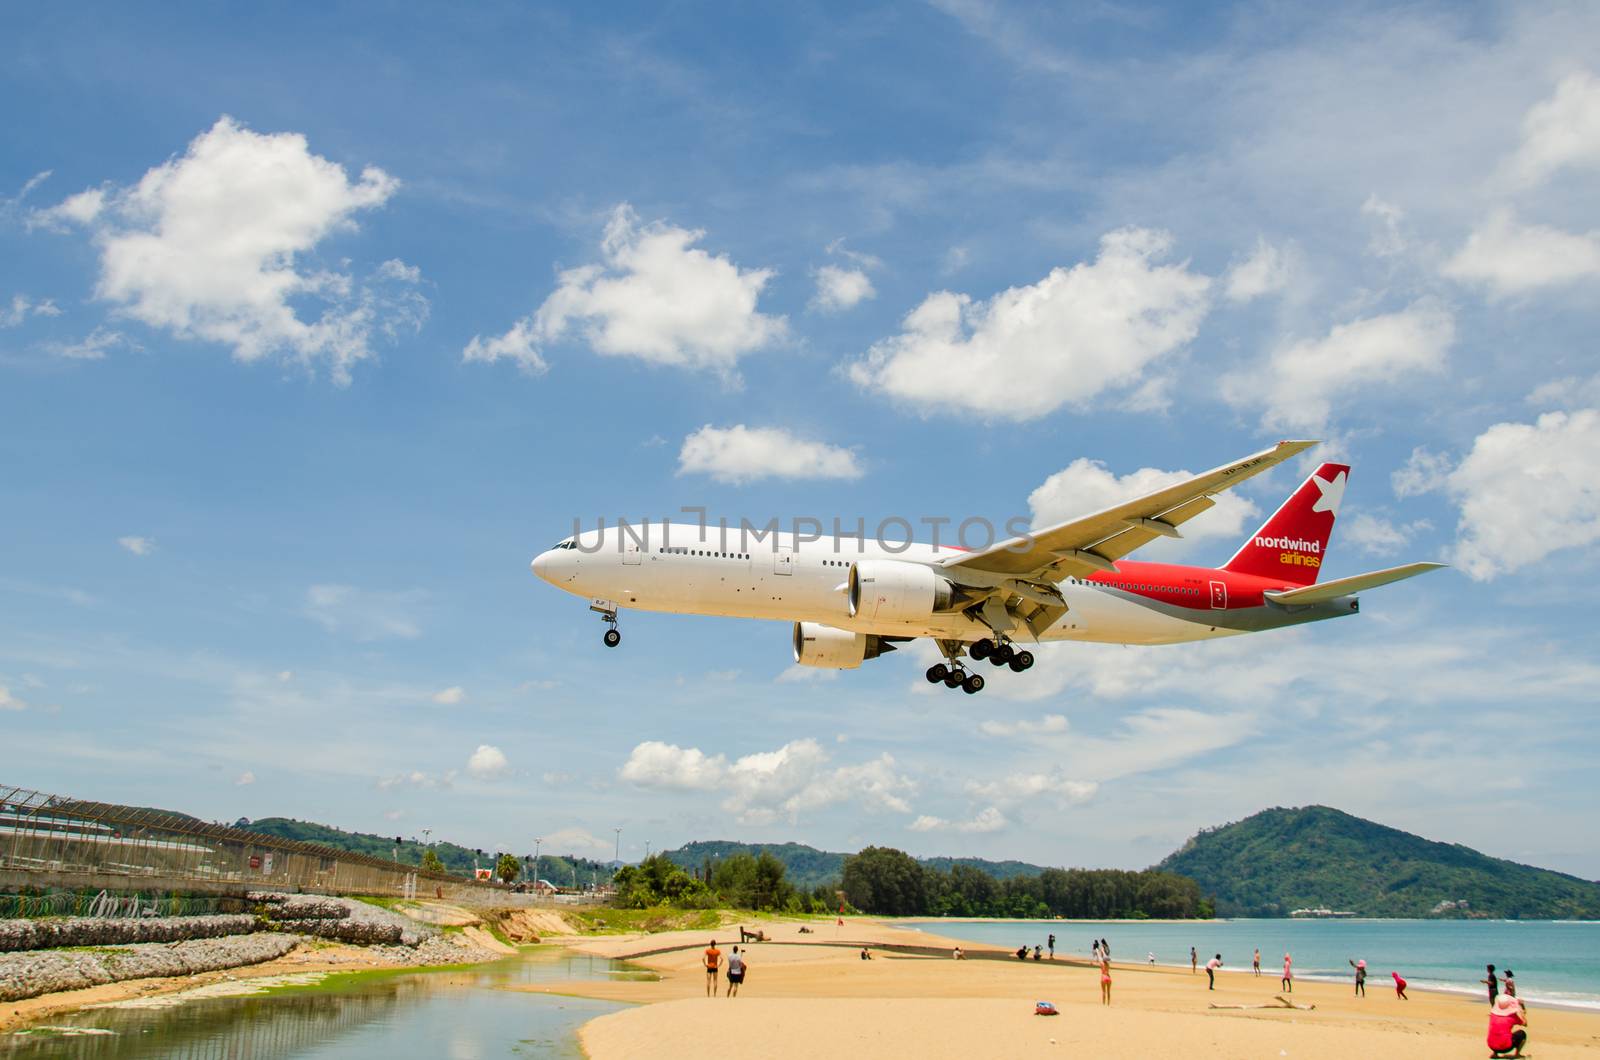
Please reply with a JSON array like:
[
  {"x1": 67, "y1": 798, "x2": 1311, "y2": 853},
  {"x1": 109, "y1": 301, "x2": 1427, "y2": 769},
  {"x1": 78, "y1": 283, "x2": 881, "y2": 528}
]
[{"x1": 903, "y1": 918, "x2": 1600, "y2": 1009}]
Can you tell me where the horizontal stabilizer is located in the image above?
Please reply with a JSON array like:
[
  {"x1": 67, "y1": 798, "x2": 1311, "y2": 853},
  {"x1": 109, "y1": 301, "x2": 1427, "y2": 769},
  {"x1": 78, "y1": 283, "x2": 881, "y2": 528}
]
[{"x1": 1264, "y1": 562, "x2": 1447, "y2": 605}]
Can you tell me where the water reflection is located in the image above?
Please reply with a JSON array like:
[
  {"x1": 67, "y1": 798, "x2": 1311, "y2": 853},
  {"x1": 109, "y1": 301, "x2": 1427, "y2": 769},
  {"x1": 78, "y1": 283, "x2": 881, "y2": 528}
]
[{"x1": 2, "y1": 950, "x2": 630, "y2": 1059}]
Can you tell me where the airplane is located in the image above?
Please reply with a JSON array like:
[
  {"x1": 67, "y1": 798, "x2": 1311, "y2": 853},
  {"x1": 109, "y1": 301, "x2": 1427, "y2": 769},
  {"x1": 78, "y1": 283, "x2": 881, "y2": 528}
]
[{"x1": 529, "y1": 440, "x2": 1444, "y2": 694}]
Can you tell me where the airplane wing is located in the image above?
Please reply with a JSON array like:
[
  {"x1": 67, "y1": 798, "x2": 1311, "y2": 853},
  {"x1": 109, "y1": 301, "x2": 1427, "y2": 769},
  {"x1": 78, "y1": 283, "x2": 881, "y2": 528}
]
[
  {"x1": 1263, "y1": 562, "x2": 1447, "y2": 605},
  {"x1": 943, "y1": 439, "x2": 1319, "y2": 581}
]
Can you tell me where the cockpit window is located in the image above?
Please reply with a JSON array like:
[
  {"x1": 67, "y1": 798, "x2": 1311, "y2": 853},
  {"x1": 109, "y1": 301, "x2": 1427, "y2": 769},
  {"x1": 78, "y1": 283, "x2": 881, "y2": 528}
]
[{"x1": 552, "y1": 539, "x2": 576, "y2": 550}]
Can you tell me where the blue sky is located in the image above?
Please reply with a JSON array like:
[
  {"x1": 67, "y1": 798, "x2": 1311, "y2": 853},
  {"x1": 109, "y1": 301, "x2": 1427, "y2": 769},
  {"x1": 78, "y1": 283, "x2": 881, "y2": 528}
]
[{"x1": 3, "y1": 1, "x2": 1599, "y2": 876}]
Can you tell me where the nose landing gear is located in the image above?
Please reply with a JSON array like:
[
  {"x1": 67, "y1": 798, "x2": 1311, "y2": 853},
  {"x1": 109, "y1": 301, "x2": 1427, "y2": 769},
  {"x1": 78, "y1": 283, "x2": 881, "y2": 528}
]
[{"x1": 590, "y1": 600, "x2": 622, "y2": 647}]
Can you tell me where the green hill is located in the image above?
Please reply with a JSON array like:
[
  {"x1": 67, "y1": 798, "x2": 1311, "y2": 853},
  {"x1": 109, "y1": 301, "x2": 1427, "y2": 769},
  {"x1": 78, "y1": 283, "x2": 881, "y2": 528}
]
[
  {"x1": 241, "y1": 817, "x2": 611, "y2": 886},
  {"x1": 661, "y1": 840, "x2": 1049, "y2": 890},
  {"x1": 1157, "y1": 805, "x2": 1600, "y2": 919}
]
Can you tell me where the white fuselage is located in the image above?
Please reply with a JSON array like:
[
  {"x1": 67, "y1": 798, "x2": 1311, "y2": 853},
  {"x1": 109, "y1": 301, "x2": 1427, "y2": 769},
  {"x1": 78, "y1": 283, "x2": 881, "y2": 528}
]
[{"x1": 531, "y1": 522, "x2": 1246, "y2": 646}]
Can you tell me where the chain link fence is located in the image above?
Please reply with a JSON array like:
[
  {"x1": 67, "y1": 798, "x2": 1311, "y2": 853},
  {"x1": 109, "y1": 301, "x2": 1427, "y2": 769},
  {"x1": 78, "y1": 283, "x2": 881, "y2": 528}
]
[{"x1": 0, "y1": 782, "x2": 487, "y2": 903}]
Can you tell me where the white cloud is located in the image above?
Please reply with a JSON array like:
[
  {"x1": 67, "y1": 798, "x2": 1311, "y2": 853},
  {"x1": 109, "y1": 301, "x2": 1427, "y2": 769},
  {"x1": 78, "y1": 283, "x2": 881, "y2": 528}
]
[
  {"x1": 941, "y1": 245, "x2": 970, "y2": 274},
  {"x1": 461, "y1": 317, "x2": 548, "y2": 373},
  {"x1": 30, "y1": 187, "x2": 106, "y2": 230},
  {"x1": 619, "y1": 737, "x2": 915, "y2": 825},
  {"x1": 1507, "y1": 70, "x2": 1600, "y2": 188},
  {"x1": 965, "y1": 770, "x2": 1098, "y2": 806},
  {"x1": 1228, "y1": 299, "x2": 1454, "y2": 431},
  {"x1": 1361, "y1": 194, "x2": 1408, "y2": 258},
  {"x1": 376, "y1": 769, "x2": 453, "y2": 791},
  {"x1": 1224, "y1": 238, "x2": 1292, "y2": 302},
  {"x1": 467, "y1": 744, "x2": 510, "y2": 779},
  {"x1": 1, "y1": 294, "x2": 61, "y2": 327},
  {"x1": 1442, "y1": 210, "x2": 1600, "y2": 296},
  {"x1": 619, "y1": 740, "x2": 727, "y2": 791},
  {"x1": 304, "y1": 584, "x2": 425, "y2": 640},
  {"x1": 468, "y1": 203, "x2": 785, "y2": 375},
  {"x1": 1027, "y1": 458, "x2": 1259, "y2": 558},
  {"x1": 0, "y1": 686, "x2": 28, "y2": 712},
  {"x1": 978, "y1": 714, "x2": 1068, "y2": 737},
  {"x1": 1528, "y1": 374, "x2": 1600, "y2": 411},
  {"x1": 235, "y1": 770, "x2": 255, "y2": 786},
  {"x1": 432, "y1": 686, "x2": 465, "y2": 705},
  {"x1": 811, "y1": 264, "x2": 875, "y2": 312},
  {"x1": 117, "y1": 535, "x2": 155, "y2": 556},
  {"x1": 774, "y1": 665, "x2": 839, "y2": 684},
  {"x1": 48, "y1": 326, "x2": 133, "y2": 361},
  {"x1": 677, "y1": 424, "x2": 862, "y2": 484},
  {"x1": 1445, "y1": 409, "x2": 1600, "y2": 580},
  {"x1": 1393, "y1": 447, "x2": 1454, "y2": 498},
  {"x1": 908, "y1": 806, "x2": 1008, "y2": 833},
  {"x1": 40, "y1": 117, "x2": 413, "y2": 385},
  {"x1": 1342, "y1": 513, "x2": 1431, "y2": 557},
  {"x1": 276, "y1": 670, "x2": 293, "y2": 682},
  {"x1": 847, "y1": 227, "x2": 1210, "y2": 421}
]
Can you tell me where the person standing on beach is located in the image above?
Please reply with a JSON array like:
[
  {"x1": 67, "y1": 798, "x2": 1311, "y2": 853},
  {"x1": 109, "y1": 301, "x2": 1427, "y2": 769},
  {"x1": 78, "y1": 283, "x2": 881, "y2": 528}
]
[
  {"x1": 1282, "y1": 953, "x2": 1293, "y2": 992},
  {"x1": 1393, "y1": 971, "x2": 1408, "y2": 1000},
  {"x1": 1504, "y1": 969, "x2": 1517, "y2": 998},
  {"x1": 1100, "y1": 957, "x2": 1113, "y2": 1005},
  {"x1": 704, "y1": 940, "x2": 722, "y2": 997},
  {"x1": 1191, "y1": 946, "x2": 1198, "y2": 974},
  {"x1": 1349, "y1": 958, "x2": 1367, "y2": 997},
  {"x1": 1101, "y1": 938, "x2": 1111, "y2": 961},
  {"x1": 726, "y1": 945, "x2": 745, "y2": 997},
  {"x1": 1483, "y1": 964, "x2": 1499, "y2": 1005},
  {"x1": 1253, "y1": 948, "x2": 1261, "y2": 976},
  {"x1": 1206, "y1": 953, "x2": 1222, "y2": 990},
  {"x1": 1092, "y1": 939, "x2": 1102, "y2": 963},
  {"x1": 1048, "y1": 933, "x2": 1055, "y2": 960}
]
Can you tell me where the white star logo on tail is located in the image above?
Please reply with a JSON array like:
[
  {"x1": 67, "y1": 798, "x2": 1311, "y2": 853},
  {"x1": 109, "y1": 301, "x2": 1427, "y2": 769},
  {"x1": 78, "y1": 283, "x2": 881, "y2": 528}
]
[{"x1": 1311, "y1": 470, "x2": 1346, "y2": 515}]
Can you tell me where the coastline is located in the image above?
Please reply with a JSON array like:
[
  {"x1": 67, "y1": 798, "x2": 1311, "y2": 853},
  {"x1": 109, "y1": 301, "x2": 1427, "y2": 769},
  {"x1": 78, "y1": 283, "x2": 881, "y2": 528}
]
[{"x1": 538, "y1": 917, "x2": 1600, "y2": 1059}]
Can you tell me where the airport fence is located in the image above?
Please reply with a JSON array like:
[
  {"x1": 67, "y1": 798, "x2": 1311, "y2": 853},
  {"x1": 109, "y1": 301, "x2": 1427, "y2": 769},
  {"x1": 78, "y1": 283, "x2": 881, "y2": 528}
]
[{"x1": 0, "y1": 782, "x2": 490, "y2": 904}]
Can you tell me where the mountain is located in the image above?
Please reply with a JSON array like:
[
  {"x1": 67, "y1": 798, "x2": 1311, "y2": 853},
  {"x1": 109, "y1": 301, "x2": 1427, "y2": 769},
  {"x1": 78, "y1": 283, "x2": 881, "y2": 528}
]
[
  {"x1": 661, "y1": 840, "x2": 1048, "y2": 890},
  {"x1": 242, "y1": 817, "x2": 612, "y2": 886},
  {"x1": 1157, "y1": 805, "x2": 1600, "y2": 919}
]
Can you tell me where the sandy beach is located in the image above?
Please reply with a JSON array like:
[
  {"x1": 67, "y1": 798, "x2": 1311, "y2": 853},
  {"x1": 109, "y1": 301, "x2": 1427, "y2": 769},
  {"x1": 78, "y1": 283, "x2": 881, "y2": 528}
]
[{"x1": 531, "y1": 918, "x2": 1600, "y2": 1059}]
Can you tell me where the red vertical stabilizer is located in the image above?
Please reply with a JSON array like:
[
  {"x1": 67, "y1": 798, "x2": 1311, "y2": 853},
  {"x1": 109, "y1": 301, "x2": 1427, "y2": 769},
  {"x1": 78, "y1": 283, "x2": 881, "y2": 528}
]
[{"x1": 1220, "y1": 462, "x2": 1349, "y2": 586}]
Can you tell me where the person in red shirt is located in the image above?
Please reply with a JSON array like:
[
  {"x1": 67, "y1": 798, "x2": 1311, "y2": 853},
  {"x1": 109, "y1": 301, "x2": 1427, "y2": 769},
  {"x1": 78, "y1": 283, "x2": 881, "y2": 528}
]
[
  {"x1": 703, "y1": 940, "x2": 722, "y2": 997},
  {"x1": 1487, "y1": 994, "x2": 1528, "y2": 1057},
  {"x1": 1392, "y1": 971, "x2": 1408, "y2": 1000}
]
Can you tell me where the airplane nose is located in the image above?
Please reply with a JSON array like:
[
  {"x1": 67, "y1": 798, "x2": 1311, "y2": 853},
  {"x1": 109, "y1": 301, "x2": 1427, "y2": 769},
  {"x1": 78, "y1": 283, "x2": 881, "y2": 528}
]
[{"x1": 531, "y1": 551, "x2": 551, "y2": 580}]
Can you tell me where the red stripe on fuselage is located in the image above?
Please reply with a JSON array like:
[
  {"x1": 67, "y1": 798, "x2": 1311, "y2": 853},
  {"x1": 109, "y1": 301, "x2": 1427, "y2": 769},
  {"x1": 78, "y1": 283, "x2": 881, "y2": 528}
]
[{"x1": 1087, "y1": 561, "x2": 1298, "y2": 609}]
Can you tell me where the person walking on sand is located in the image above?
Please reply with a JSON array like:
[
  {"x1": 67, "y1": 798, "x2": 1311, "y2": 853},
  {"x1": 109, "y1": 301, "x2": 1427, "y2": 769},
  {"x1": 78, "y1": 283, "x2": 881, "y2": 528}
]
[
  {"x1": 726, "y1": 945, "x2": 745, "y2": 997},
  {"x1": 1206, "y1": 953, "x2": 1222, "y2": 990},
  {"x1": 1504, "y1": 968, "x2": 1517, "y2": 998},
  {"x1": 703, "y1": 939, "x2": 722, "y2": 997},
  {"x1": 1487, "y1": 994, "x2": 1528, "y2": 1058},
  {"x1": 1282, "y1": 953, "x2": 1293, "y2": 992},
  {"x1": 1349, "y1": 958, "x2": 1367, "y2": 997},
  {"x1": 1100, "y1": 957, "x2": 1113, "y2": 1006},
  {"x1": 1048, "y1": 933, "x2": 1055, "y2": 960},
  {"x1": 1392, "y1": 971, "x2": 1408, "y2": 1000},
  {"x1": 1191, "y1": 946, "x2": 1198, "y2": 974},
  {"x1": 1253, "y1": 948, "x2": 1261, "y2": 976},
  {"x1": 1483, "y1": 964, "x2": 1499, "y2": 1005}
]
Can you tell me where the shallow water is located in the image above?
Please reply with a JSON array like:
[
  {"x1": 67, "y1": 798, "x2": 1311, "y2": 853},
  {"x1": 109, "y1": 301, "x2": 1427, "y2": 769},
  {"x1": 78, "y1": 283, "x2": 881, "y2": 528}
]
[
  {"x1": 1, "y1": 948, "x2": 630, "y2": 1059},
  {"x1": 904, "y1": 918, "x2": 1600, "y2": 1008}
]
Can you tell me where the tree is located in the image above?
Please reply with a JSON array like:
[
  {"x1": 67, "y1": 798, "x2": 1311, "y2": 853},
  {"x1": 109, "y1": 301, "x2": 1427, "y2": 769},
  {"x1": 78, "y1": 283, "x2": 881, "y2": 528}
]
[
  {"x1": 420, "y1": 849, "x2": 444, "y2": 874},
  {"x1": 496, "y1": 852, "x2": 521, "y2": 885},
  {"x1": 841, "y1": 847, "x2": 928, "y2": 915}
]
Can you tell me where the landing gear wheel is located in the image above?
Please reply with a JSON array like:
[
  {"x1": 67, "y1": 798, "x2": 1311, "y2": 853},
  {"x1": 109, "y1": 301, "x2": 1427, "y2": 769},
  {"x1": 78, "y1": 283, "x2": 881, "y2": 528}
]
[
  {"x1": 970, "y1": 639, "x2": 994, "y2": 661},
  {"x1": 926, "y1": 664, "x2": 948, "y2": 684},
  {"x1": 991, "y1": 643, "x2": 1014, "y2": 666},
  {"x1": 943, "y1": 669, "x2": 965, "y2": 688},
  {"x1": 1009, "y1": 656, "x2": 1026, "y2": 673},
  {"x1": 962, "y1": 673, "x2": 985, "y2": 694},
  {"x1": 1015, "y1": 650, "x2": 1034, "y2": 671},
  {"x1": 603, "y1": 628, "x2": 621, "y2": 648}
]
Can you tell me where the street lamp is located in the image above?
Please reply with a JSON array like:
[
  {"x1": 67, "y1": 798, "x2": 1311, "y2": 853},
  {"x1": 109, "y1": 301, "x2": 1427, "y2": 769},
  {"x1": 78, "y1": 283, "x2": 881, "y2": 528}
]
[
  {"x1": 533, "y1": 837, "x2": 542, "y2": 898},
  {"x1": 613, "y1": 827, "x2": 621, "y2": 867}
]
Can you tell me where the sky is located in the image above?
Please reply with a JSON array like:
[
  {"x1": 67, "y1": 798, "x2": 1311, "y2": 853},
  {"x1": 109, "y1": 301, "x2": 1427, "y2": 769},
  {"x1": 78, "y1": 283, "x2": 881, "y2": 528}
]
[{"x1": 3, "y1": 1, "x2": 1598, "y2": 877}]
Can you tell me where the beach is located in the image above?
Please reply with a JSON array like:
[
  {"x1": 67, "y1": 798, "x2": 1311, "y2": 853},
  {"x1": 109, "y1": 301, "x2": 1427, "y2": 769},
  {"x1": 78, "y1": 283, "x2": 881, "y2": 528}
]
[{"x1": 532, "y1": 919, "x2": 1600, "y2": 1058}]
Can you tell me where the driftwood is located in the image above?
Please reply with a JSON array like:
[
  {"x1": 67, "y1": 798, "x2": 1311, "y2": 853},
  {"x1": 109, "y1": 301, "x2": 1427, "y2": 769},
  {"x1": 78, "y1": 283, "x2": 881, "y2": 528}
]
[{"x1": 1209, "y1": 995, "x2": 1316, "y2": 1011}]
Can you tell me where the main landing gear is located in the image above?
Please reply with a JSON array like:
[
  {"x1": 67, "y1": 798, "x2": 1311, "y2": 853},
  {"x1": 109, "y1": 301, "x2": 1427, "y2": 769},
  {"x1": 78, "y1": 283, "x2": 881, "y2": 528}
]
[
  {"x1": 926, "y1": 662, "x2": 984, "y2": 695},
  {"x1": 969, "y1": 638, "x2": 1035, "y2": 673},
  {"x1": 927, "y1": 639, "x2": 985, "y2": 694}
]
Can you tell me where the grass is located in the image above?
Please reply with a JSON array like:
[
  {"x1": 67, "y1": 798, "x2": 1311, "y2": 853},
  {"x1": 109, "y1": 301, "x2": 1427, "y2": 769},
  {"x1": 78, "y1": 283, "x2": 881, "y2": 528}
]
[{"x1": 564, "y1": 907, "x2": 725, "y2": 935}]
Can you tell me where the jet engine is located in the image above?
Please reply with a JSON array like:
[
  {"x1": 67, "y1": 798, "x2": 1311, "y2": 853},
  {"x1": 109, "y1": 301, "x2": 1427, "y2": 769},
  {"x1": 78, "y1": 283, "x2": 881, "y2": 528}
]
[
  {"x1": 792, "y1": 622, "x2": 897, "y2": 669},
  {"x1": 847, "y1": 560, "x2": 958, "y2": 622}
]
